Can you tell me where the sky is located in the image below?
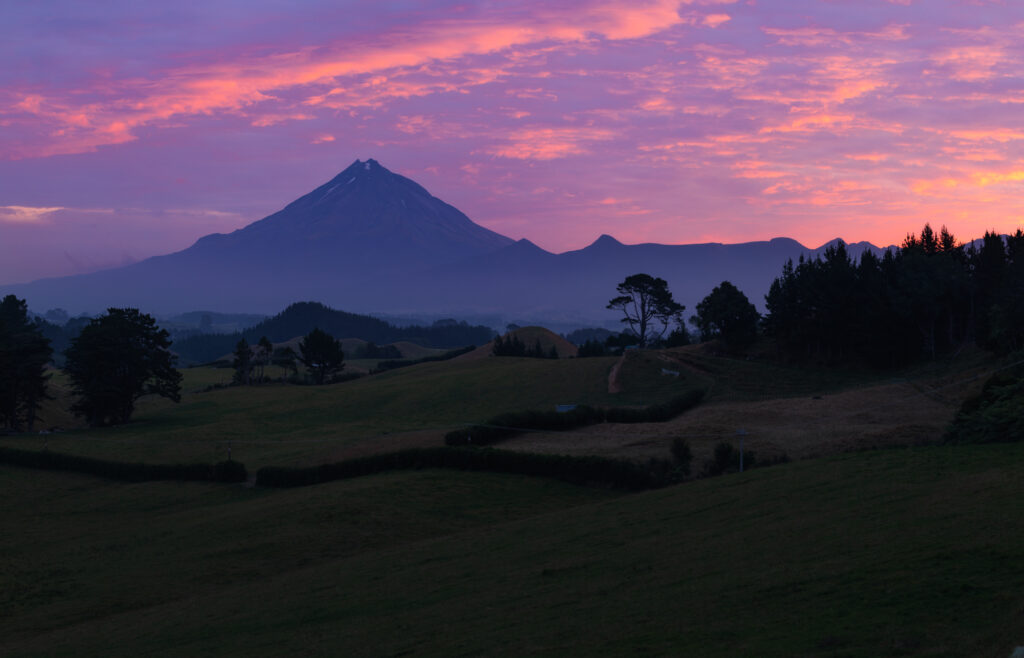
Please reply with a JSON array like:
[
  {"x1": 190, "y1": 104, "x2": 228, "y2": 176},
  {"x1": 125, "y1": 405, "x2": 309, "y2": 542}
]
[{"x1": 2, "y1": 0, "x2": 1024, "y2": 285}]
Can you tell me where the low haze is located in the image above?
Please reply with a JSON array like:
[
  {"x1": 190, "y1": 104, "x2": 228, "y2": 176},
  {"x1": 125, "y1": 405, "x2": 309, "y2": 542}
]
[{"x1": 3, "y1": 0, "x2": 1024, "y2": 285}]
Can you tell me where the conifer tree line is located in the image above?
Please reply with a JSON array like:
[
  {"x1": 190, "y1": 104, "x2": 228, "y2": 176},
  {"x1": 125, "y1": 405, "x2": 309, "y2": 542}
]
[
  {"x1": 764, "y1": 225, "x2": 1024, "y2": 365},
  {"x1": 492, "y1": 334, "x2": 559, "y2": 359}
]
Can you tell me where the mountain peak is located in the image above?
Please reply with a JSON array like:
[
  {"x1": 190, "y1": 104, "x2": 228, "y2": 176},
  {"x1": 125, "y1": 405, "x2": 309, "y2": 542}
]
[
  {"x1": 590, "y1": 234, "x2": 624, "y2": 248},
  {"x1": 191, "y1": 158, "x2": 513, "y2": 267},
  {"x1": 342, "y1": 158, "x2": 383, "y2": 173}
]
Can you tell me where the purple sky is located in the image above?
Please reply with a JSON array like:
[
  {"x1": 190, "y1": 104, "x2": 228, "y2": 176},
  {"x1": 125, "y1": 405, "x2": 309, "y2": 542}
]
[{"x1": 3, "y1": 0, "x2": 1024, "y2": 285}]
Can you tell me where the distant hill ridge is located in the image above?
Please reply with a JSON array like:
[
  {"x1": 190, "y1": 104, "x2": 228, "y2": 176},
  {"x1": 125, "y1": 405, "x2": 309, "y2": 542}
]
[
  {"x1": 5, "y1": 158, "x2": 898, "y2": 323},
  {"x1": 172, "y1": 302, "x2": 495, "y2": 364}
]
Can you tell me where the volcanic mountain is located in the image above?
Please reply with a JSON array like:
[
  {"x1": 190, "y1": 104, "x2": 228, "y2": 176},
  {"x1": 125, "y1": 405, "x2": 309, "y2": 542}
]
[
  {"x1": 5, "y1": 158, "x2": 884, "y2": 325},
  {"x1": 7, "y1": 159, "x2": 515, "y2": 314},
  {"x1": 190, "y1": 158, "x2": 512, "y2": 269}
]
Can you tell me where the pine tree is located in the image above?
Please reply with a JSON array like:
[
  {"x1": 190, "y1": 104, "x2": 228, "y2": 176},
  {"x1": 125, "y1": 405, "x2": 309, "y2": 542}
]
[{"x1": 0, "y1": 295, "x2": 53, "y2": 432}]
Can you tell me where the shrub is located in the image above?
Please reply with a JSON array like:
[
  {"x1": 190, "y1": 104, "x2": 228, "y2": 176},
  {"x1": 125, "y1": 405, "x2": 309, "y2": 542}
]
[
  {"x1": 671, "y1": 438, "x2": 693, "y2": 476},
  {"x1": 445, "y1": 390, "x2": 706, "y2": 447},
  {"x1": 945, "y1": 368, "x2": 1024, "y2": 444},
  {"x1": 605, "y1": 389, "x2": 705, "y2": 423},
  {"x1": 445, "y1": 405, "x2": 604, "y2": 446}
]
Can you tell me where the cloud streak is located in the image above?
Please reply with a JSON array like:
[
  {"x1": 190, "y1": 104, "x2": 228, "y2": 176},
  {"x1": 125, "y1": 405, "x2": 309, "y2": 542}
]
[
  {"x1": 2, "y1": 0, "x2": 1024, "y2": 283},
  {"x1": 1, "y1": 0, "x2": 685, "y2": 159}
]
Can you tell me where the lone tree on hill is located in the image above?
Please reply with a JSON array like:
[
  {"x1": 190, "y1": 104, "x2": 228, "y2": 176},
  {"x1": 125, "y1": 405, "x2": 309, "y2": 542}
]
[
  {"x1": 65, "y1": 308, "x2": 182, "y2": 426},
  {"x1": 692, "y1": 281, "x2": 760, "y2": 351},
  {"x1": 299, "y1": 328, "x2": 345, "y2": 384},
  {"x1": 607, "y1": 274, "x2": 684, "y2": 347},
  {"x1": 0, "y1": 295, "x2": 53, "y2": 432}
]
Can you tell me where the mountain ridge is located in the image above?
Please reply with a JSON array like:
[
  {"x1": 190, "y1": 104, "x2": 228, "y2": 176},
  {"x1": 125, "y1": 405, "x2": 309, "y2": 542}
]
[{"x1": 4, "y1": 159, "x2": 893, "y2": 324}]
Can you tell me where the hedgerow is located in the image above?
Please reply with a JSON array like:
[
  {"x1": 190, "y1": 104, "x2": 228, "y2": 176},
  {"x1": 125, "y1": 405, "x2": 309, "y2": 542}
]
[
  {"x1": 0, "y1": 446, "x2": 247, "y2": 483},
  {"x1": 445, "y1": 389, "x2": 706, "y2": 446},
  {"x1": 256, "y1": 447, "x2": 660, "y2": 490}
]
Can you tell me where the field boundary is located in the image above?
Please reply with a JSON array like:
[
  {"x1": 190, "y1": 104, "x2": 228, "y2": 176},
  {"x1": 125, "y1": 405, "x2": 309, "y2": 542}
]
[{"x1": 0, "y1": 446, "x2": 247, "y2": 483}]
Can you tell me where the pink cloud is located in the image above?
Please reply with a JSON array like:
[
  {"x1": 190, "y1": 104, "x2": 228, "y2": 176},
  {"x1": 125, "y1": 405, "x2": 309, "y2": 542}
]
[{"x1": 2, "y1": 1, "x2": 686, "y2": 160}]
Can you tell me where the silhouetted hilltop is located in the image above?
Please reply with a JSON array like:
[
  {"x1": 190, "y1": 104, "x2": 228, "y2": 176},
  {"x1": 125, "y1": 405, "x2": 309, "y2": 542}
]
[
  {"x1": 172, "y1": 301, "x2": 495, "y2": 364},
  {"x1": 4, "y1": 158, "x2": 894, "y2": 324}
]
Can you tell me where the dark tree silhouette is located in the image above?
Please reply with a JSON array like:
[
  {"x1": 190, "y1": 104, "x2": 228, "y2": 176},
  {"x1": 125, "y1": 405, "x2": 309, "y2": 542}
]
[
  {"x1": 299, "y1": 328, "x2": 345, "y2": 384},
  {"x1": 763, "y1": 224, "x2": 1024, "y2": 366},
  {"x1": 272, "y1": 346, "x2": 300, "y2": 381},
  {"x1": 607, "y1": 274, "x2": 684, "y2": 347},
  {"x1": 65, "y1": 308, "x2": 181, "y2": 426},
  {"x1": 232, "y1": 338, "x2": 252, "y2": 385},
  {"x1": 692, "y1": 281, "x2": 760, "y2": 351},
  {"x1": 0, "y1": 295, "x2": 53, "y2": 432},
  {"x1": 256, "y1": 336, "x2": 273, "y2": 382}
]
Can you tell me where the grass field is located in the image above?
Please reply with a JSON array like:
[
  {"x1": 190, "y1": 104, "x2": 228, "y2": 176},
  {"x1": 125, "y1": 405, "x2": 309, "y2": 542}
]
[
  {"x1": 1, "y1": 353, "x2": 699, "y2": 469},
  {"x1": 3, "y1": 442, "x2": 1023, "y2": 656},
  {"x1": 6, "y1": 344, "x2": 995, "y2": 471}
]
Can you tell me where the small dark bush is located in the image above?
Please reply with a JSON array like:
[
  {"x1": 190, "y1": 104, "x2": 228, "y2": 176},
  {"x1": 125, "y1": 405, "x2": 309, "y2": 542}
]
[
  {"x1": 698, "y1": 441, "x2": 790, "y2": 477},
  {"x1": 671, "y1": 438, "x2": 693, "y2": 476}
]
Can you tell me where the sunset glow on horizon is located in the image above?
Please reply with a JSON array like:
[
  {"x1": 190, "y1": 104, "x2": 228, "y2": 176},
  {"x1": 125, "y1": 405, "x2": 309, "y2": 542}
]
[{"x1": 3, "y1": 0, "x2": 1024, "y2": 284}]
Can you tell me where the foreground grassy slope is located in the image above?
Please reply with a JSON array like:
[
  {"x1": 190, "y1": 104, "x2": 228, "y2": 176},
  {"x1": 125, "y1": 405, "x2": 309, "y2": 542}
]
[
  {"x1": 0, "y1": 468, "x2": 617, "y2": 652},
  {"x1": 5, "y1": 442, "x2": 1024, "y2": 656}
]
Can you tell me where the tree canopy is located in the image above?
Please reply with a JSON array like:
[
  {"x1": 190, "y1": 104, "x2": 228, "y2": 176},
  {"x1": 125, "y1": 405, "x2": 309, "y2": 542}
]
[
  {"x1": 65, "y1": 308, "x2": 182, "y2": 426},
  {"x1": 0, "y1": 295, "x2": 53, "y2": 432},
  {"x1": 606, "y1": 274, "x2": 684, "y2": 347},
  {"x1": 299, "y1": 327, "x2": 345, "y2": 384},
  {"x1": 764, "y1": 225, "x2": 1024, "y2": 365},
  {"x1": 692, "y1": 281, "x2": 760, "y2": 351}
]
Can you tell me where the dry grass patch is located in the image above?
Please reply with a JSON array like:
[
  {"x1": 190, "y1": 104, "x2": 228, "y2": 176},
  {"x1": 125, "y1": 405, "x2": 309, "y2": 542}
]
[{"x1": 507, "y1": 378, "x2": 964, "y2": 466}]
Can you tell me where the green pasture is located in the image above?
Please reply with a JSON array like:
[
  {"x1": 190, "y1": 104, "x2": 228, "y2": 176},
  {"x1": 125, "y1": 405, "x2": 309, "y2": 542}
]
[
  {"x1": 10, "y1": 343, "x2": 994, "y2": 470},
  {"x1": 1, "y1": 354, "x2": 700, "y2": 468},
  {"x1": 3, "y1": 442, "x2": 1024, "y2": 656}
]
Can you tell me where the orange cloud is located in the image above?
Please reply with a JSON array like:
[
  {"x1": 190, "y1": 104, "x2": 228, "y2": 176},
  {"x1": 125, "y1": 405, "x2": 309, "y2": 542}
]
[
  {"x1": 933, "y1": 45, "x2": 1005, "y2": 82},
  {"x1": 703, "y1": 14, "x2": 731, "y2": 28},
  {"x1": 7, "y1": 0, "x2": 686, "y2": 159},
  {"x1": 0, "y1": 206, "x2": 65, "y2": 223},
  {"x1": 487, "y1": 126, "x2": 615, "y2": 160}
]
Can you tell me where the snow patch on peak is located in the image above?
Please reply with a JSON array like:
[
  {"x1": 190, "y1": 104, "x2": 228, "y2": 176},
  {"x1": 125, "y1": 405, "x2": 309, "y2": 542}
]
[{"x1": 364, "y1": 162, "x2": 370, "y2": 171}]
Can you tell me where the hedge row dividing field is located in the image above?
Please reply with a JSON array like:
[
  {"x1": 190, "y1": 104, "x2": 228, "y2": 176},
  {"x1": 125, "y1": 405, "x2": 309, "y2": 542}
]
[
  {"x1": 445, "y1": 388, "x2": 706, "y2": 446},
  {"x1": 0, "y1": 446, "x2": 247, "y2": 483},
  {"x1": 255, "y1": 446, "x2": 663, "y2": 490}
]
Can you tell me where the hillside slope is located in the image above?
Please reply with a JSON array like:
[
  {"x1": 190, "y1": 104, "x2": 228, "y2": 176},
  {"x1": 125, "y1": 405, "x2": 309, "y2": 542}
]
[{"x1": 3, "y1": 443, "x2": 1023, "y2": 656}]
